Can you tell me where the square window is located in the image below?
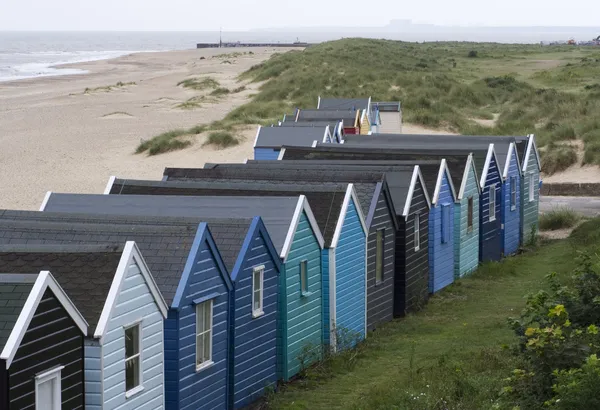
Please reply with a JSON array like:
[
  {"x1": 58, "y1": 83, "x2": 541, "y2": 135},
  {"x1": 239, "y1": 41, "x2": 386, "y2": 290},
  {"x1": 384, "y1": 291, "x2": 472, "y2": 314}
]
[
  {"x1": 300, "y1": 260, "x2": 308, "y2": 295},
  {"x1": 252, "y1": 267, "x2": 264, "y2": 317},
  {"x1": 489, "y1": 184, "x2": 497, "y2": 222},
  {"x1": 467, "y1": 197, "x2": 474, "y2": 233},
  {"x1": 414, "y1": 214, "x2": 420, "y2": 251},
  {"x1": 125, "y1": 325, "x2": 141, "y2": 392},
  {"x1": 375, "y1": 230, "x2": 384, "y2": 283},
  {"x1": 196, "y1": 300, "x2": 213, "y2": 370}
]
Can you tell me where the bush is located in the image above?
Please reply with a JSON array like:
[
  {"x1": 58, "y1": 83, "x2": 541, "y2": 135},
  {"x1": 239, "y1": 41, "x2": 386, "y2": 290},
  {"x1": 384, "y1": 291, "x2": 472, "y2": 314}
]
[
  {"x1": 570, "y1": 218, "x2": 600, "y2": 245},
  {"x1": 548, "y1": 354, "x2": 600, "y2": 409},
  {"x1": 542, "y1": 147, "x2": 578, "y2": 174},
  {"x1": 468, "y1": 50, "x2": 478, "y2": 58},
  {"x1": 136, "y1": 129, "x2": 191, "y2": 155},
  {"x1": 177, "y1": 77, "x2": 219, "y2": 90},
  {"x1": 551, "y1": 124, "x2": 577, "y2": 140},
  {"x1": 539, "y1": 207, "x2": 580, "y2": 231},
  {"x1": 203, "y1": 131, "x2": 239, "y2": 148},
  {"x1": 210, "y1": 87, "x2": 230, "y2": 96}
]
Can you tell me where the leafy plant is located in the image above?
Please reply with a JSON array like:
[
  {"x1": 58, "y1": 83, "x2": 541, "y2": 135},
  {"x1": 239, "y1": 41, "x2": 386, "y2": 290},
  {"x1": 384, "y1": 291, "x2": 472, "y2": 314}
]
[{"x1": 539, "y1": 207, "x2": 580, "y2": 231}]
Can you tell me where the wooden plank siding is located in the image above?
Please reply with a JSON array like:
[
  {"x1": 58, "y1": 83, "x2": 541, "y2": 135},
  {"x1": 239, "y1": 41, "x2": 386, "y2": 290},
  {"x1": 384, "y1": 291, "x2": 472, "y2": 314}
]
[
  {"x1": 502, "y1": 149, "x2": 521, "y2": 256},
  {"x1": 8, "y1": 289, "x2": 84, "y2": 410},
  {"x1": 321, "y1": 249, "x2": 331, "y2": 346},
  {"x1": 454, "y1": 165, "x2": 480, "y2": 278},
  {"x1": 394, "y1": 182, "x2": 429, "y2": 316},
  {"x1": 254, "y1": 148, "x2": 281, "y2": 160},
  {"x1": 521, "y1": 150, "x2": 540, "y2": 244},
  {"x1": 281, "y1": 212, "x2": 323, "y2": 381},
  {"x1": 480, "y1": 155, "x2": 503, "y2": 262},
  {"x1": 334, "y1": 200, "x2": 367, "y2": 347},
  {"x1": 428, "y1": 172, "x2": 455, "y2": 293},
  {"x1": 170, "y1": 239, "x2": 230, "y2": 410},
  {"x1": 84, "y1": 341, "x2": 103, "y2": 409},
  {"x1": 102, "y1": 259, "x2": 165, "y2": 410},
  {"x1": 229, "y1": 231, "x2": 279, "y2": 409},
  {"x1": 365, "y1": 188, "x2": 396, "y2": 332}
]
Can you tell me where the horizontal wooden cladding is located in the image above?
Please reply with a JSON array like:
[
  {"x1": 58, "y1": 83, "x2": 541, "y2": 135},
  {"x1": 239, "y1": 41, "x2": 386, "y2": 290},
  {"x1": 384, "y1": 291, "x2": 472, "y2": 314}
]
[{"x1": 9, "y1": 289, "x2": 84, "y2": 410}]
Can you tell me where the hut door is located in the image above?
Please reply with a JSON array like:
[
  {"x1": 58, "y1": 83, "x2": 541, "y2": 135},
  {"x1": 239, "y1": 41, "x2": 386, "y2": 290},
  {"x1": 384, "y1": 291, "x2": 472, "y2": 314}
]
[{"x1": 35, "y1": 367, "x2": 62, "y2": 410}]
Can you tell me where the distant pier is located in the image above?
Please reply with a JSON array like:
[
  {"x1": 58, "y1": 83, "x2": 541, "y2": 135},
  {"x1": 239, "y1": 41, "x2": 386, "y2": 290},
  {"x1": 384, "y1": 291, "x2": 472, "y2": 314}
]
[{"x1": 197, "y1": 42, "x2": 313, "y2": 49}]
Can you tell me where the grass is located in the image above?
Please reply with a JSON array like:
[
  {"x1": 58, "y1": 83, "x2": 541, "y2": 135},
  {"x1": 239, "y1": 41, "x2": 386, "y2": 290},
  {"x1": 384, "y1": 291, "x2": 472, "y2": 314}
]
[
  {"x1": 177, "y1": 77, "x2": 219, "y2": 90},
  {"x1": 203, "y1": 131, "x2": 240, "y2": 148},
  {"x1": 136, "y1": 129, "x2": 192, "y2": 155},
  {"x1": 210, "y1": 87, "x2": 231, "y2": 96},
  {"x1": 263, "y1": 225, "x2": 600, "y2": 410},
  {"x1": 541, "y1": 145, "x2": 578, "y2": 174},
  {"x1": 84, "y1": 81, "x2": 135, "y2": 94},
  {"x1": 539, "y1": 207, "x2": 580, "y2": 231},
  {"x1": 175, "y1": 97, "x2": 203, "y2": 110}
]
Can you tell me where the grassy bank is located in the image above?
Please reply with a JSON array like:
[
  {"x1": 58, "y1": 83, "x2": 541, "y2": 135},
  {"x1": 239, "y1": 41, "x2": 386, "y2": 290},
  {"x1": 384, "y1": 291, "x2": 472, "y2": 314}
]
[{"x1": 263, "y1": 225, "x2": 600, "y2": 410}]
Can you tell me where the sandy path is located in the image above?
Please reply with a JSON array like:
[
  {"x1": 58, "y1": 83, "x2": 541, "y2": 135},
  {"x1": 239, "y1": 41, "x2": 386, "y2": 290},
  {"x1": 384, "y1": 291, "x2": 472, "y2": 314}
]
[{"x1": 0, "y1": 48, "x2": 288, "y2": 210}]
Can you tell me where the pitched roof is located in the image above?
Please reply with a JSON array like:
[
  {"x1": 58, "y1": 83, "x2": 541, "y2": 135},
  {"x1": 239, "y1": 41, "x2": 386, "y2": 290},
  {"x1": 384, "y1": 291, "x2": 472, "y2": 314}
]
[
  {"x1": 254, "y1": 126, "x2": 328, "y2": 148},
  {"x1": 0, "y1": 210, "x2": 203, "y2": 305},
  {"x1": 0, "y1": 275, "x2": 36, "y2": 349},
  {"x1": 374, "y1": 102, "x2": 401, "y2": 112},
  {"x1": 101, "y1": 180, "x2": 345, "y2": 247},
  {"x1": 205, "y1": 219, "x2": 254, "y2": 271},
  {"x1": 318, "y1": 97, "x2": 370, "y2": 111},
  {"x1": 41, "y1": 194, "x2": 304, "y2": 255},
  {"x1": 0, "y1": 245, "x2": 123, "y2": 337},
  {"x1": 296, "y1": 109, "x2": 358, "y2": 124}
]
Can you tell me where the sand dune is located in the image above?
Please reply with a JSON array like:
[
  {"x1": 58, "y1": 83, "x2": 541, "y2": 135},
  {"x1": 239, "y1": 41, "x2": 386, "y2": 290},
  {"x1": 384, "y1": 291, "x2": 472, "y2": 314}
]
[{"x1": 0, "y1": 48, "x2": 287, "y2": 210}]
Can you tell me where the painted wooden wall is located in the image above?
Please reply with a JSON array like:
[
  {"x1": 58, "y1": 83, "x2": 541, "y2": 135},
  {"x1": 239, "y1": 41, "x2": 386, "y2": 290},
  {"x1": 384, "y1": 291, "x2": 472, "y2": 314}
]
[
  {"x1": 230, "y1": 230, "x2": 279, "y2": 409},
  {"x1": 365, "y1": 189, "x2": 396, "y2": 331},
  {"x1": 9, "y1": 289, "x2": 84, "y2": 410},
  {"x1": 394, "y1": 183, "x2": 429, "y2": 316},
  {"x1": 502, "y1": 150, "x2": 521, "y2": 256},
  {"x1": 428, "y1": 173, "x2": 455, "y2": 293},
  {"x1": 281, "y1": 212, "x2": 323, "y2": 381},
  {"x1": 521, "y1": 153, "x2": 540, "y2": 244},
  {"x1": 254, "y1": 148, "x2": 280, "y2": 160},
  {"x1": 102, "y1": 258, "x2": 165, "y2": 410},
  {"x1": 379, "y1": 112, "x2": 402, "y2": 134},
  {"x1": 454, "y1": 166, "x2": 480, "y2": 278},
  {"x1": 167, "y1": 237, "x2": 229, "y2": 410},
  {"x1": 334, "y1": 200, "x2": 366, "y2": 347},
  {"x1": 85, "y1": 342, "x2": 102, "y2": 409},
  {"x1": 359, "y1": 112, "x2": 371, "y2": 135},
  {"x1": 321, "y1": 248, "x2": 331, "y2": 346},
  {"x1": 479, "y1": 156, "x2": 503, "y2": 262}
]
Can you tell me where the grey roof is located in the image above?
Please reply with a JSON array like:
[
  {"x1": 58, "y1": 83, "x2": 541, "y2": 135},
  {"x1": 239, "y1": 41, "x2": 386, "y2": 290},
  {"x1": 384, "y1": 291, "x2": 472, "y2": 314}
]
[
  {"x1": 0, "y1": 274, "x2": 36, "y2": 349},
  {"x1": 318, "y1": 98, "x2": 370, "y2": 111},
  {"x1": 296, "y1": 109, "x2": 358, "y2": 124},
  {"x1": 103, "y1": 181, "x2": 345, "y2": 246},
  {"x1": 42, "y1": 194, "x2": 301, "y2": 254},
  {"x1": 374, "y1": 102, "x2": 401, "y2": 112},
  {"x1": 0, "y1": 210, "x2": 206, "y2": 305},
  {"x1": 0, "y1": 244, "x2": 124, "y2": 337},
  {"x1": 279, "y1": 120, "x2": 341, "y2": 133},
  {"x1": 255, "y1": 126, "x2": 328, "y2": 149}
]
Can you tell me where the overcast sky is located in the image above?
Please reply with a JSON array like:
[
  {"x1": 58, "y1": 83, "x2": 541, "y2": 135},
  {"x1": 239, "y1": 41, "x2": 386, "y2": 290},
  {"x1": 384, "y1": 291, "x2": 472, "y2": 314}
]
[{"x1": 1, "y1": 0, "x2": 598, "y2": 31}]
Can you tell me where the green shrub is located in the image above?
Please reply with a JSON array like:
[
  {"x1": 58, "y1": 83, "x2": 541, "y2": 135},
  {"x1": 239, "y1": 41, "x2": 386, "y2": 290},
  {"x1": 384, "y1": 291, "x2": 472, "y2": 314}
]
[
  {"x1": 552, "y1": 124, "x2": 577, "y2": 140},
  {"x1": 210, "y1": 87, "x2": 230, "y2": 96},
  {"x1": 203, "y1": 131, "x2": 239, "y2": 148},
  {"x1": 136, "y1": 129, "x2": 191, "y2": 155},
  {"x1": 570, "y1": 218, "x2": 600, "y2": 245},
  {"x1": 548, "y1": 354, "x2": 600, "y2": 409},
  {"x1": 468, "y1": 50, "x2": 478, "y2": 58},
  {"x1": 539, "y1": 207, "x2": 580, "y2": 231},
  {"x1": 541, "y1": 147, "x2": 578, "y2": 174},
  {"x1": 177, "y1": 77, "x2": 219, "y2": 90},
  {"x1": 583, "y1": 140, "x2": 600, "y2": 165}
]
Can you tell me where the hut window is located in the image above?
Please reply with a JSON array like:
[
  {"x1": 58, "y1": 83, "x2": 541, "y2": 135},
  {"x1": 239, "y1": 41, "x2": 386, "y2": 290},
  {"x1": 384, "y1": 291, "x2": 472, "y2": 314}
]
[
  {"x1": 35, "y1": 366, "x2": 62, "y2": 409},
  {"x1": 414, "y1": 214, "x2": 420, "y2": 251},
  {"x1": 489, "y1": 184, "x2": 497, "y2": 222},
  {"x1": 376, "y1": 229, "x2": 384, "y2": 283},
  {"x1": 300, "y1": 260, "x2": 309, "y2": 295},
  {"x1": 529, "y1": 174, "x2": 535, "y2": 202},
  {"x1": 510, "y1": 177, "x2": 517, "y2": 211},
  {"x1": 467, "y1": 197, "x2": 474, "y2": 233},
  {"x1": 252, "y1": 266, "x2": 264, "y2": 318},
  {"x1": 196, "y1": 300, "x2": 213, "y2": 371},
  {"x1": 124, "y1": 324, "x2": 142, "y2": 394},
  {"x1": 441, "y1": 204, "x2": 451, "y2": 244}
]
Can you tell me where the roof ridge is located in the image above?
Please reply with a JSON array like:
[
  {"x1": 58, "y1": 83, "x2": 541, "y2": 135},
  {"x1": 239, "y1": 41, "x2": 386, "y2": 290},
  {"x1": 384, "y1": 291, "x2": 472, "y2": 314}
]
[{"x1": 0, "y1": 244, "x2": 124, "y2": 254}]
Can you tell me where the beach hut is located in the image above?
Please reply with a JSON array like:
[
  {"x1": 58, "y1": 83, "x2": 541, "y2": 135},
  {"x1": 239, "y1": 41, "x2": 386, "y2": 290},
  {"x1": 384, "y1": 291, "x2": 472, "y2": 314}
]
[
  {"x1": 278, "y1": 121, "x2": 344, "y2": 143},
  {"x1": 0, "y1": 270, "x2": 87, "y2": 410},
  {"x1": 0, "y1": 241, "x2": 168, "y2": 410},
  {"x1": 42, "y1": 193, "x2": 323, "y2": 386},
  {"x1": 253, "y1": 125, "x2": 333, "y2": 160},
  {"x1": 295, "y1": 109, "x2": 361, "y2": 135},
  {"x1": 374, "y1": 102, "x2": 402, "y2": 134},
  {"x1": 103, "y1": 179, "x2": 367, "y2": 351},
  {"x1": 0, "y1": 210, "x2": 232, "y2": 410},
  {"x1": 161, "y1": 167, "x2": 398, "y2": 332}
]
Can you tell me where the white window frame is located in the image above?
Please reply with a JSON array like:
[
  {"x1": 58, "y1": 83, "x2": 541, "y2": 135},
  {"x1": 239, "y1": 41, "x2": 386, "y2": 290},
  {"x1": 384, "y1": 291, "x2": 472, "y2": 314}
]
[
  {"x1": 300, "y1": 260, "x2": 309, "y2": 296},
  {"x1": 375, "y1": 229, "x2": 384, "y2": 284},
  {"x1": 35, "y1": 366, "x2": 63, "y2": 410},
  {"x1": 510, "y1": 177, "x2": 517, "y2": 211},
  {"x1": 196, "y1": 300, "x2": 213, "y2": 371},
  {"x1": 529, "y1": 173, "x2": 535, "y2": 202},
  {"x1": 124, "y1": 322, "x2": 143, "y2": 398},
  {"x1": 467, "y1": 197, "x2": 474, "y2": 233},
  {"x1": 489, "y1": 184, "x2": 497, "y2": 222},
  {"x1": 414, "y1": 214, "x2": 420, "y2": 251},
  {"x1": 252, "y1": 266, "x2": 264, "y2": 318}
]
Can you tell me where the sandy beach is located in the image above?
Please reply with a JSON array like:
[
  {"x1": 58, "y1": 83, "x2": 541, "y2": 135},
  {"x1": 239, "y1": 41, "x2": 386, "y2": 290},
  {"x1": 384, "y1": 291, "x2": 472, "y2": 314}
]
[{"x1": 0, "y1": 47, "x2": 293, "y2": 210}]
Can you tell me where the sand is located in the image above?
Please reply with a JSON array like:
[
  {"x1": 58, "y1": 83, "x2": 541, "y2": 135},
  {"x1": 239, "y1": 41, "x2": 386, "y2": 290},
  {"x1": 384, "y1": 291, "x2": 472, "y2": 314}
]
[{"x1": 0, "y1": 48, "x2": 290, "y2": 210}]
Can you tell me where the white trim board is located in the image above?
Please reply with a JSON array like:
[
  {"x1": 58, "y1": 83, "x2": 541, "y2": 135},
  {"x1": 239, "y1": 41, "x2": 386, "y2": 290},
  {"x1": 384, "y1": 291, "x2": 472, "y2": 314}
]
[
  {"x1": 277, "y1": 148, "x2": 286, "y2": 160},
  {"x1": 103, "y1": 176, "x2": 116, "y2": 195},
  {"x1": 502, "y1": 142, "x2": 517, "y2": 180},
  {"x1": 523, "y1": 134, "x2": 542, "y2": 172},
  {"x1": 281, "y1": 196, "x2": 325, "y2": 262},
  {"x1": 94, "y1": 241, "x2": 168, "y2": 342},
  {"x1": 479, "y1": 144, "x2": 502, "y2": 189},
  {"x1": 458, "y1": 154, "x2": 482, "y2": 200},
  {"x1": 0, "y1": 271, "x2": 88, "y2": 369},
  {"x1": 432, "y1": 159, "x2": 457, "y2": 205},
  {"x1": 39, "y1": 191, "x2": 51, "y2": 212},
  {"x1": 403, "y1": 166, "x2": 432, "y2": 218},
  {"x1": 252, "y1": 126, "x2": 262, "y2": 149},
  {"x1": 330, "y1": 184, "x2": 368, "y2": 249}
]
